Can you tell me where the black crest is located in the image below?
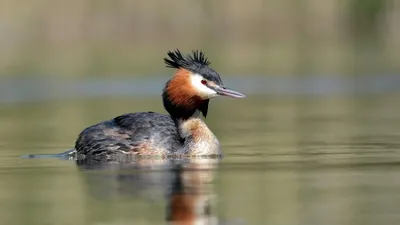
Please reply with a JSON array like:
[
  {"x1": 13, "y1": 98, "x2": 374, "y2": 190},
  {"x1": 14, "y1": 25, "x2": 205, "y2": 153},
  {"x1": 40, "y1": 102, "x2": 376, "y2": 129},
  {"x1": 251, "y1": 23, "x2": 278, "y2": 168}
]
[
  {"x1": 164, "y1": 49, "x2": 210, "y2": 70},
  {"x1": 163, "y1": 49, "x2": 223, "y2": 85}
]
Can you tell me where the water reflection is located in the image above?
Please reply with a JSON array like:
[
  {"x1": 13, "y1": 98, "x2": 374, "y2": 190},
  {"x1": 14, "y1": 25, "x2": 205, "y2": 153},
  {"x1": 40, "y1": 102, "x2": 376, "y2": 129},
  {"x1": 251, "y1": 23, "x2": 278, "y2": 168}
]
[
  {"x1": 77, "y1": 157, "x2": 221, "y2": 225},
  {"x1": 3, "y1": 95, "x2": 400, "y2": 225}
]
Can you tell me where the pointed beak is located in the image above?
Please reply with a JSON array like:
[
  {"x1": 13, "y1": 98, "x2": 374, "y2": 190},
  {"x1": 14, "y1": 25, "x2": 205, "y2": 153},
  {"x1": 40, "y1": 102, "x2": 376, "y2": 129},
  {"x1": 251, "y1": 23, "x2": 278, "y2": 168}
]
[{"x1": 213, "y1": 86, "x2": 246, "y2": 98}]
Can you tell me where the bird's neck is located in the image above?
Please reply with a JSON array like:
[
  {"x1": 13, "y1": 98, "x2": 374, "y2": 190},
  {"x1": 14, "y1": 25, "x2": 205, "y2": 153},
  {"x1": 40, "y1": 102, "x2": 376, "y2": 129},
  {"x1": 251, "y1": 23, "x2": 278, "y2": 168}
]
[
  {"x1": 162, "y1": 82, "x2": 219, "y2": 155},
  {"x1": 175, "y1": 112, "x2": 220, "y2": 156}
]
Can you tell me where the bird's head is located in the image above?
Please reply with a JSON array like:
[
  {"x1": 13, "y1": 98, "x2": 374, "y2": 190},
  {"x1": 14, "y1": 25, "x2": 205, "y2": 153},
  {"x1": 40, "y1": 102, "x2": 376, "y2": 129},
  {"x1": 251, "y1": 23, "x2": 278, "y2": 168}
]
[{"x1": 162, "y1": 50, "x2": 245, "y2": 120}]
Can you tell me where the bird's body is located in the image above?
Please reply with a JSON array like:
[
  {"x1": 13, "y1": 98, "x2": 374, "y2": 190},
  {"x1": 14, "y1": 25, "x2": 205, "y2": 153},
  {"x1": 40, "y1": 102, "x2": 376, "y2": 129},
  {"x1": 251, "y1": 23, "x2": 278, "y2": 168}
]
[
  {"x1": 75, "y1": 111, "x2": 220, "y2": 157},
  {"x1": 75, "y1": 112, "x2": 182, "y2": 157},
  {"x1": 74, "y1": 50, "x2": 244, "y2": 158}
]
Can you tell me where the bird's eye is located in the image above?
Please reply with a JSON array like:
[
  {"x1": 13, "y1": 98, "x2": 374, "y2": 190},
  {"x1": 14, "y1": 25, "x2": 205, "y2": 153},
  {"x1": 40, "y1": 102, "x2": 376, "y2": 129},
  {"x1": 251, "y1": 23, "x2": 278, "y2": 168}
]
[{"x1": 201, "y1": 80, "x2": 207, "y2": 85}]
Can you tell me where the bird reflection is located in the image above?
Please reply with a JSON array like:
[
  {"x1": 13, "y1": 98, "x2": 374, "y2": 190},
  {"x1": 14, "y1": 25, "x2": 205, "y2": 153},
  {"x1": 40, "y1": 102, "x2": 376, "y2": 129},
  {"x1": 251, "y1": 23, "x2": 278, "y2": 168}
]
[{"x1": 76, "y1": 157, "x2": 220, "y2": 224}]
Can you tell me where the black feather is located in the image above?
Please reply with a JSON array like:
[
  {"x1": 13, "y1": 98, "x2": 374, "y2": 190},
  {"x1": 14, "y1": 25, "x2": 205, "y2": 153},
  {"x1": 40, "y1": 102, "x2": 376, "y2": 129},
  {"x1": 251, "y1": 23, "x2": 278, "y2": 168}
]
[
  {"x1": 163, "y1": 49, "x2": 223, "y2": 85},
  {"x1": 164, "y1": 49, "x2": 210, "y2": 69},
  {"x1": 199, "y1": 99, "x2": 209, "y2": 118}
]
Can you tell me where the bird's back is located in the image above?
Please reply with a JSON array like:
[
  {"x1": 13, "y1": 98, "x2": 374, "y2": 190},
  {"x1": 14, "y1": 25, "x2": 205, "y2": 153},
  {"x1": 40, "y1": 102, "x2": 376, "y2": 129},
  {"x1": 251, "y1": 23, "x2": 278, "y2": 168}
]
[{"x1": 75, "y1": 112, "x2": 183, "y2": 157}]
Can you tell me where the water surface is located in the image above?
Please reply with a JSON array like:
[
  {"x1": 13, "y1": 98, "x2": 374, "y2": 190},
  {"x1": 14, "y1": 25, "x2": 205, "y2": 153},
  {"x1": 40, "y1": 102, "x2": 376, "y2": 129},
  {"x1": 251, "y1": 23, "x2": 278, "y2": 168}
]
[{"x1": 1, "y1": 92, "x2": 400, "y2": 225}]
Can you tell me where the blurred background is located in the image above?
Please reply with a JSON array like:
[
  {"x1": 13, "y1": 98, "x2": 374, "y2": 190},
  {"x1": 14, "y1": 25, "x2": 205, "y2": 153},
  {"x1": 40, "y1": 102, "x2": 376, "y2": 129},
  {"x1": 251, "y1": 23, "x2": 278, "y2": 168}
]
[
  {"x1": 1, "y1": 0, "x2": 399, "y2": 78},
  {"x1": 1, "y1": 1, "x2": 400, "y2": 225}
]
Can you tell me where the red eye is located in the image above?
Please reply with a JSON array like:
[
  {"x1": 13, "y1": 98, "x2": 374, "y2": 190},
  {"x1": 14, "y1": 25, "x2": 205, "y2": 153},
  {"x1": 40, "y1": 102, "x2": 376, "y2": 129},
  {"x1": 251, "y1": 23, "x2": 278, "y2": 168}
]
[{"x1": 201, "y1": 80, "x2": 207, "y2": 85}]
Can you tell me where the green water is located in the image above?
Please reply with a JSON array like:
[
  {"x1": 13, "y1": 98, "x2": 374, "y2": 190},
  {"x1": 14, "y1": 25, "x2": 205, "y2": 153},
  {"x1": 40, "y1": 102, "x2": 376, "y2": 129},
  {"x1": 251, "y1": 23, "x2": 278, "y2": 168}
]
[{"x1": 1, "y1": 95, "x2": 400, "y2": 225}]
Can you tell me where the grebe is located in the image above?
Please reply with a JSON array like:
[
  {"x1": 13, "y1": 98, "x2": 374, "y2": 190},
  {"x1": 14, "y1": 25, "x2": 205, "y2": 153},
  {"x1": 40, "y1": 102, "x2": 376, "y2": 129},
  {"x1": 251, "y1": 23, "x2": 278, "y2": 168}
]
[{"x1": 75, "y1": 50, "x2": 245, "y2": 158}]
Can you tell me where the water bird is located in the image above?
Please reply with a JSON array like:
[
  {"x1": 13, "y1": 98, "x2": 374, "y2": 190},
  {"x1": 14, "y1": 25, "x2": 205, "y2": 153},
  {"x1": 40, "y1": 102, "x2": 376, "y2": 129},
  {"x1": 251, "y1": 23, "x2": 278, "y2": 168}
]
[{"x1": 74, "y1": 50, "x2": 245, "y2": 158}]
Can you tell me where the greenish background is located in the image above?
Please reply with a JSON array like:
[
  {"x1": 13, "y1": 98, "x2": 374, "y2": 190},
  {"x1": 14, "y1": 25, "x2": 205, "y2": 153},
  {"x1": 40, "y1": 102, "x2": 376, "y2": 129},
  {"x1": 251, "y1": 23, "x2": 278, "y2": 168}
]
[
  {"x1": 1, "y1": 0, "x2": 399, "y2": 78},
  {"x1": 1, "y1": 1, "x2": 400, "y2": 225}
]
